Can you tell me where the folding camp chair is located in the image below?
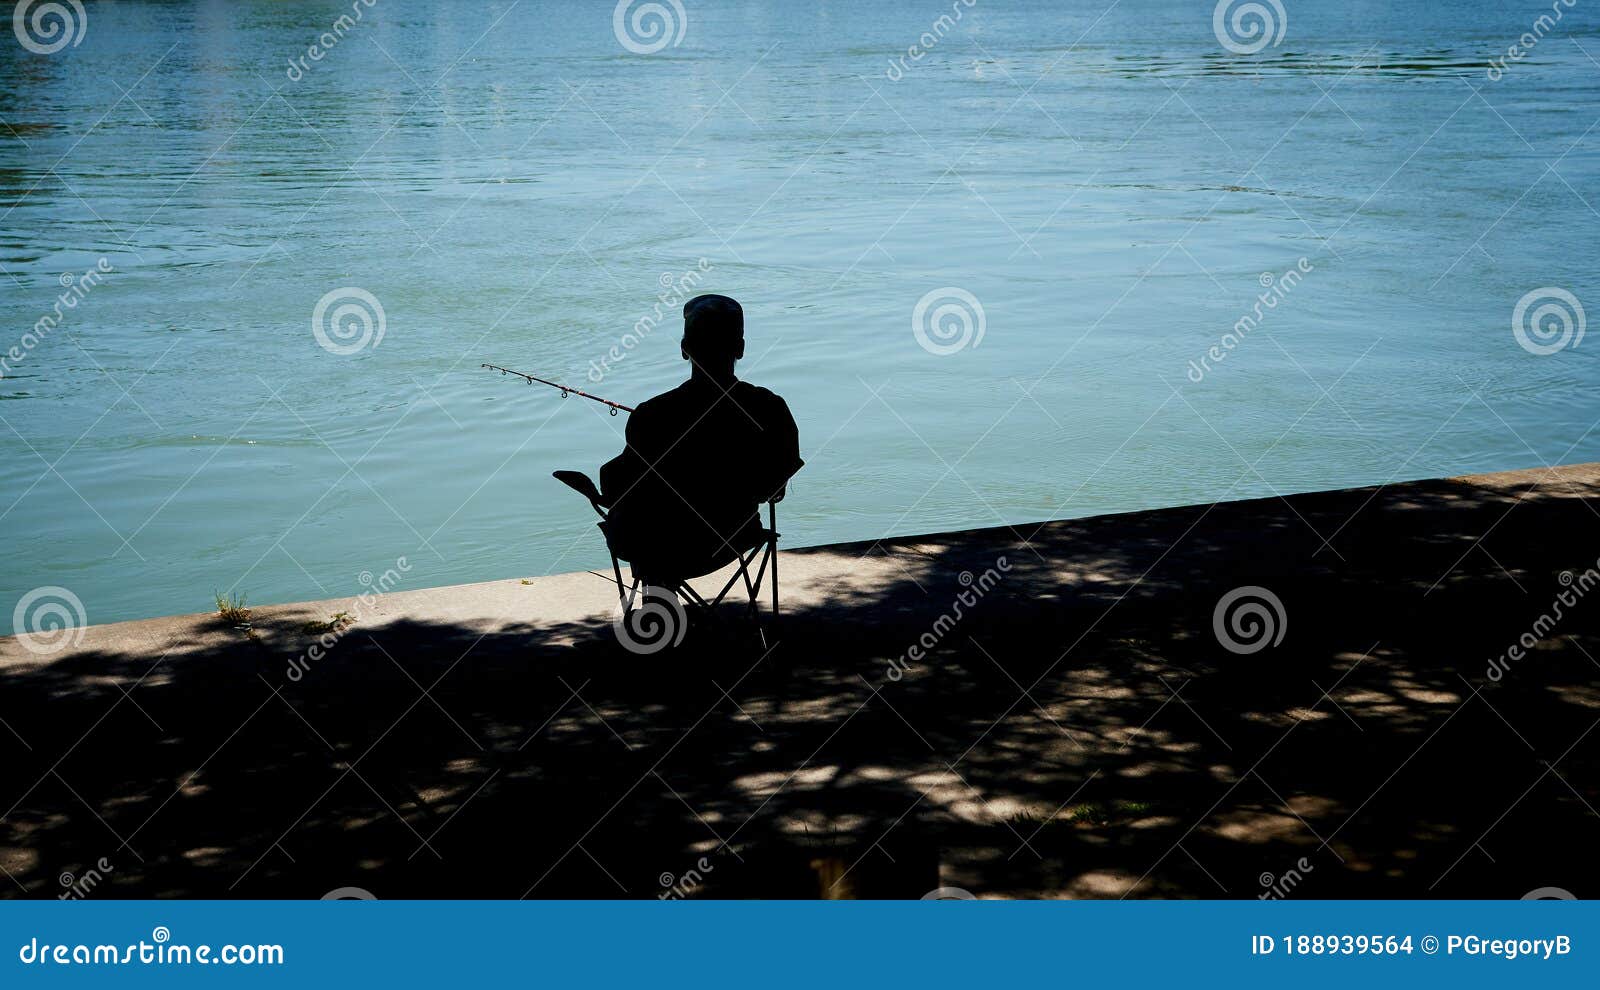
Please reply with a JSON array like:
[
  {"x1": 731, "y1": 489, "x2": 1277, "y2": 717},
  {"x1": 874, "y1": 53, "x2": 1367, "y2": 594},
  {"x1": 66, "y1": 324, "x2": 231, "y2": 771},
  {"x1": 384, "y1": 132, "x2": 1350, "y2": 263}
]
[{"x1": 553, "y1": 470, "x2": 782, "y2": 647}]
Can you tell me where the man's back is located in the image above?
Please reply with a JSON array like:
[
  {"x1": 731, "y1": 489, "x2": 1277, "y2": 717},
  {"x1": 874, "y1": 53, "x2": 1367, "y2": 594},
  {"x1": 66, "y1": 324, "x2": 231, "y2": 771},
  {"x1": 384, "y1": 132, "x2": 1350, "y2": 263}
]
[{"x1": 601, "y1": 376, "x2": 800, "y2": 575}]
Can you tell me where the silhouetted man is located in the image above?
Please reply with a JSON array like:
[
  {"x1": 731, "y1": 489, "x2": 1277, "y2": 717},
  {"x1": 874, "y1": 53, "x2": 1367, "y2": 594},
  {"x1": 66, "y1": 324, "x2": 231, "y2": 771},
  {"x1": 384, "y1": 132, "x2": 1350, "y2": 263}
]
[{"x1": 600, "y1": 294, "x2": 801, "y2": 581}]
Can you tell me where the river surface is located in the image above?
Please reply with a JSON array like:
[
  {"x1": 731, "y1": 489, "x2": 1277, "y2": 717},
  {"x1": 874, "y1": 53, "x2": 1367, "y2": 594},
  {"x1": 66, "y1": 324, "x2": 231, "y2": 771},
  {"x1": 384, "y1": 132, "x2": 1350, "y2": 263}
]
[{"x1": 2, "y1": 0, "x2": 1597, "y2": 632}]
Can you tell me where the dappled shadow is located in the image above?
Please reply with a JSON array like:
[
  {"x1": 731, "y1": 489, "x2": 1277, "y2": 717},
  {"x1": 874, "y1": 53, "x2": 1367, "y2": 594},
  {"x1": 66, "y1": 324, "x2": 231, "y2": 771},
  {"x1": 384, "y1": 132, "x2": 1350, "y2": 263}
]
[{"x1": 2, "y1": 468, "x2": 1598, "y2": 899}]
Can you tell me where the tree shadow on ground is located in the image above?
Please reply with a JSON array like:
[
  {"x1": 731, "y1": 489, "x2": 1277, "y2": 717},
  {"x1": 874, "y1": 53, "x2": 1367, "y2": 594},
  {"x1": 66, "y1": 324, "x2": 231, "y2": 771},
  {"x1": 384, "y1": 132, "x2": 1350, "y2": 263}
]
[{"x1": 2, "y1": 470, "x2": 1598, "y2": 899}]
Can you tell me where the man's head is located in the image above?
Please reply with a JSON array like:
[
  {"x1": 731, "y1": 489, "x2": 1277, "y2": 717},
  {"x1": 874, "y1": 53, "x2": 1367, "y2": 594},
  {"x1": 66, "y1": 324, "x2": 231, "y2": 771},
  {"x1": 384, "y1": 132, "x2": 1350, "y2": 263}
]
[{"x1": 681, "y1": 294, "x2": 744, "y2": 376}]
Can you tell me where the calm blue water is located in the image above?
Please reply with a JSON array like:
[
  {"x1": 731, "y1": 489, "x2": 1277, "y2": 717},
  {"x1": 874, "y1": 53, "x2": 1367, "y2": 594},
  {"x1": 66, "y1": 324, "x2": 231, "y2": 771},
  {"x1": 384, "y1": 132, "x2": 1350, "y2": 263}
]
[{"x1": 2, "y1": 0, "x2": 1597, "y2": 633}]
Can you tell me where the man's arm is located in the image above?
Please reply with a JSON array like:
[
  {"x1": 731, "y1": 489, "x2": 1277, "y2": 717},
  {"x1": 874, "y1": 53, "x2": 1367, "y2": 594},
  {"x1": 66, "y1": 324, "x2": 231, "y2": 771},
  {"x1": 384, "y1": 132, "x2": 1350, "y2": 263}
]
[
  {"x1": 599, "y1": 407, "x2": 653, "y2": 506},
  {"x1": 762, "y1": 396, "x2": 802, "y2": 503}
]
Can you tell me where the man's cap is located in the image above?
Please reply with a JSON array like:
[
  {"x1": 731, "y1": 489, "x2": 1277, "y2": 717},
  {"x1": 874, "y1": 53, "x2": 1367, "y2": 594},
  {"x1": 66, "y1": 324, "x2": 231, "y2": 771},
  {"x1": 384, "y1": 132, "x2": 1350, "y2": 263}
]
[{"x1": 683, "y1": 294, "x2": 743, "y2": 343}]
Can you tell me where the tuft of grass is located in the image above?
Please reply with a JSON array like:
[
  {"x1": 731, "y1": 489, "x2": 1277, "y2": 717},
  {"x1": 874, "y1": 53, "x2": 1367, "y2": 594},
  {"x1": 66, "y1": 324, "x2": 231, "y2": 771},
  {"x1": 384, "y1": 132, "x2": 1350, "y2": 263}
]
[
  {"x1": 1068, "y1": 800, "x2": 1159, "y2": 825},
  {"x1": 1010, "y1": 800, "x2": 1159, "y2": 830},
  {"x1": 520, "y1": 579, "x2": 533, "y2": 586},
  {"x1": 299, "y1": 611, "x2": 352, "y2": 635},
  {"x1": 214, "y1": 590, "x2": 251, "y2": 625},
  {"x1": 1066, "y1": 802, "x2": 1111, "y2": 825}
]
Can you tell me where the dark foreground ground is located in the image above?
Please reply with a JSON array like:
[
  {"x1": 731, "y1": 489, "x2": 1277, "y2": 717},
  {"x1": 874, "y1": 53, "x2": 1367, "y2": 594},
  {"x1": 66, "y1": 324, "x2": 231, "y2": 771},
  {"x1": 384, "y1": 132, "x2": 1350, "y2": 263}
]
[{"x1": 2, "y1": 464, "x2": 1598, "y2": 899}]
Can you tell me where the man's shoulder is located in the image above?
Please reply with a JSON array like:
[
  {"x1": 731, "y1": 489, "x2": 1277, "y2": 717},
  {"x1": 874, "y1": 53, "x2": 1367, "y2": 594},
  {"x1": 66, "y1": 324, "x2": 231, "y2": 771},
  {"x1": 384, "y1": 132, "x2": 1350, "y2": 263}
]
[
  {"x1": 632, "y1": 383, "x2": 693, "y2": 418},
  {"x1": 730, "y1": 380, "x2": 791, "y2": 416},
  {"x1": 632, "y1": 379, "x2": 791, "y2": 426}
]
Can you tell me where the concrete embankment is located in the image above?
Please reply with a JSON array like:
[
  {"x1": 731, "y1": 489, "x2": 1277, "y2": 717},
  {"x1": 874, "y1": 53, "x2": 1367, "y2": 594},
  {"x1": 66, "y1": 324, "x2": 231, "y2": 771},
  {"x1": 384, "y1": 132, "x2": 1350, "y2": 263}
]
[{"x1": 2, "y1": 462, "x2": 1597, "y2": 899}]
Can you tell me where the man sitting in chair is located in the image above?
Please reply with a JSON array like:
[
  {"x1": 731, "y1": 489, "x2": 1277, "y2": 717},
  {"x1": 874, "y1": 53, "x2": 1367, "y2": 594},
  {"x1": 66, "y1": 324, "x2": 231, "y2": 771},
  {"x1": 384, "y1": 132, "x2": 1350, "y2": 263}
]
[{"x1": 599, "y1": 294, "x2": 801, "y2": 584}]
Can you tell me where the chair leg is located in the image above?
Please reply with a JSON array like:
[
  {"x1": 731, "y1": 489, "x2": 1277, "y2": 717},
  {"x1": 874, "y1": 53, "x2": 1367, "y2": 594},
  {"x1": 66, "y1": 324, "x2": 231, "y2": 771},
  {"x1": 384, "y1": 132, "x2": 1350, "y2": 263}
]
[
  {"x1": 621, "y1": 576, "x2": 641, "y2": 616},
  {"x1": 709, "y1": 555, "x2": 751, "y2": 606},
  {"x1": 611, "y1": 552, "x2": 631, "y2": 612},
  {"x1": 678, "y1": 581, "x2": 709, "y2": 608},
  {"x1": 738, "y1": 557, "x2": 767, "y2": 651},
  {"x1": 768, "y1": 502, "x2": 780, "y2": 620}
]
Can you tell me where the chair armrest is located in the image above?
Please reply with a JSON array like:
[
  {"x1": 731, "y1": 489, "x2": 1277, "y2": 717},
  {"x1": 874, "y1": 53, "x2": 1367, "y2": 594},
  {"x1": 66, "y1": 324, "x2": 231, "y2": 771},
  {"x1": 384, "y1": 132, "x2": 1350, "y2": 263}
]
[
  {"x1": 553, "y1": 470, "x2": 608, "y2": 508},
  {"x1": 765, "y1": 456, "x2": 803, "y2": 504}
]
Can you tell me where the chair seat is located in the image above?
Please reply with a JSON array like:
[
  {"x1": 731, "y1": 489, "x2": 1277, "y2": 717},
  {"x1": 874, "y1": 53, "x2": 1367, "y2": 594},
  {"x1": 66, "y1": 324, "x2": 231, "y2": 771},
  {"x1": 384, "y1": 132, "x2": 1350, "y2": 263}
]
[
  {"x1": 605, "y1": 517, "x2": 773, "y2": 583},
  {"x1": 555, "y1": 468, "x2": 783, "y2": 640}
]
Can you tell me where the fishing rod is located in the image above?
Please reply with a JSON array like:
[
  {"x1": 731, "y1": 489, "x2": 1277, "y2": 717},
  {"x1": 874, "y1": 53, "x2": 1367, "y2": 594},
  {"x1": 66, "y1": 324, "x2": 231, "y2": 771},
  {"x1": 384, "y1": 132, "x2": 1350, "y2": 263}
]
[{"x1": 481, "y1": 364, "x2": 635, "y2": 415}]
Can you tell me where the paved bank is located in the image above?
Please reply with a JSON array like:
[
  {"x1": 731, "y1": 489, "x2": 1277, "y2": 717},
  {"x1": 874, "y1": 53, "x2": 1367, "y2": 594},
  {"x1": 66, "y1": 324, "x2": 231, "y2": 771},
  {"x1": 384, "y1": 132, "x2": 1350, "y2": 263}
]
[
  {"x1": 13, "y1": 461, "x2": 1599, "y2": 662},
  {"x1": 2, "y1": 462, "x2": 1598, "y2": 898}
]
